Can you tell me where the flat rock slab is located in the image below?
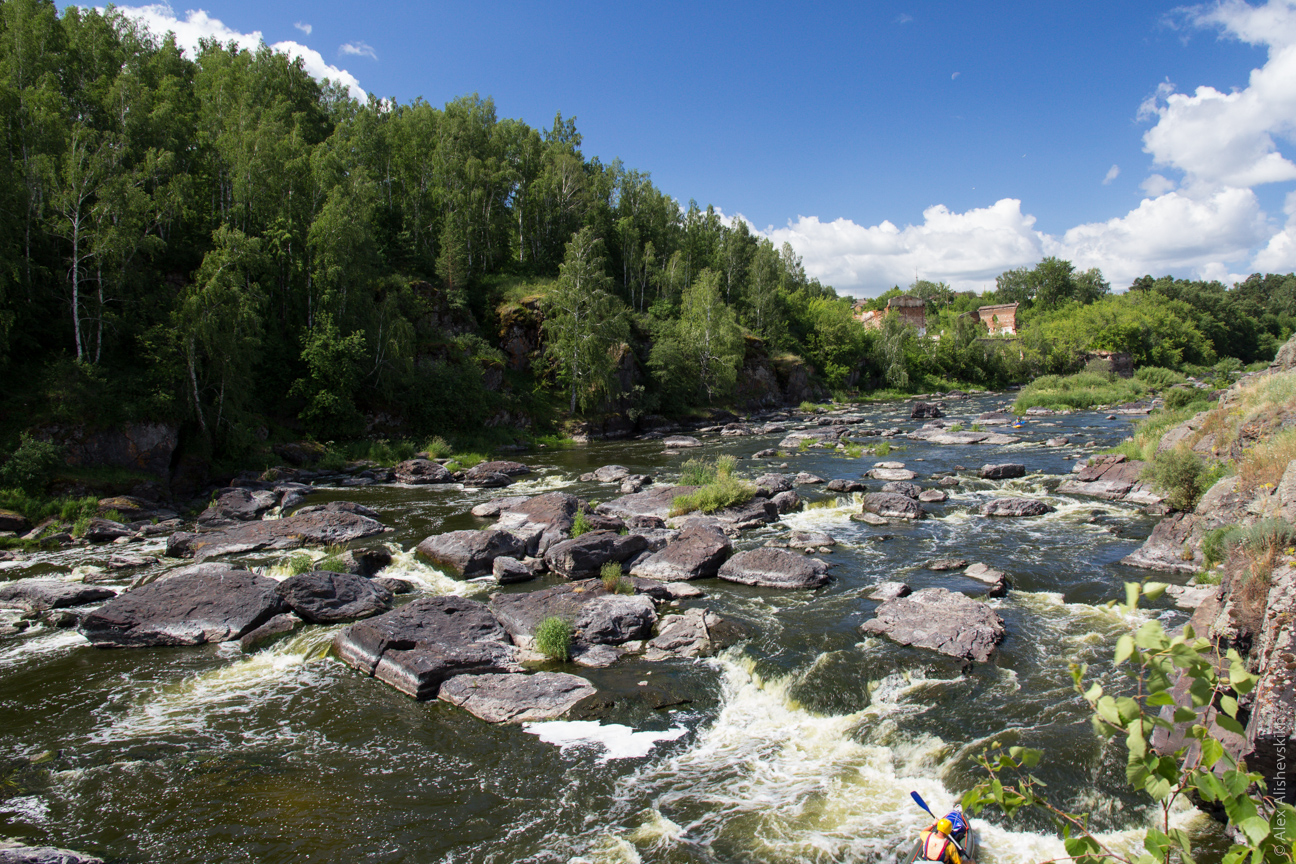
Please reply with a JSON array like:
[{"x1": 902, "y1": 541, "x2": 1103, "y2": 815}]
[
  {"x1": 596, "y1": 485, "x2": 699, "y2": 521},
  {"x1": 881, "y1": 481, "x2": 921, "y2": 499},
  {"x1": 907, "y1": 429, "x2": 1021, "y2": 446},
  {"x1": 859, "y1": 587, "x2": 1005, "y2": 663},
  {"x1": 662, "y1": 436, "x2": 703, "y2": 448},
  {"x1": 489, "y1": 581, "x2": 656, "y2": 646},
  {"x1": 980, "y1": 463, "x2": 1026, "y2": 480},
  {"x1": 794, "y1": 472, "x2": 825, "y2": 485},
  {"x1": 926, "y1": 558, "x2": 969, "y2": 571},
  {"x1": 167, "y1": 504, "x2": 387, "y2": 561},
  {"x1": 392, "y1": 459, "x2": 453, "y2": 484},
  {"x1": 416, "y1": 529, "x2": 528, "y2": 577},
  {"x1": 333, "y1": 596, "x2": 518, "y2": 700},
  {"x1": 981, "y1": 498, "x2": 1055, "y2": 518},
  {"x1": 718, "y1": 548, "x2": 830, "y2": 589},
  {"x1": 963, "y1": 563, "x2": 1010, "y2": 597},
  {"x1": 471, "y1": 496, "x2": 529, "y2": 518},
  {"x1": 643, "y1": 607, "x2": 711, "y2": 661},
  {"x1": 488, "y1": 492, "x2": 580, "y2": 556},
  {"x1": 868, "y1": 468, "x2": 918, "y2": 481},
  {"x1": 439, "y1": 672, "x2": 595, "y2": 723},
  {"x1": 862, "y1": 493, "x2": 927, "y2": 520},
  {"x1": 869, "y1": 581, "x2": 912, "y2": 601},
  {"x1": 1058, "y1": 457, "x2": 1150, "y2": 501},
  {"x1": 0, "y1": 580, "x2": 116, "y2": 612},
  {"x1": 790, "y1": 530, "x2": 836, "y2": 548},
  {"x1": 544, "y1": 530, "x2": 648, "y2": 580},
  {"x1": 276, "y1": 571, "x2": 393, "y2": 623},
  {"x1": 79, "y1": 567, "x2": 285, "y2": 648},
  {"x1": 630, "y1": 523, "x2": 731, "y2": 582},
  {"x1": 472, "y1": 461, "x2": 532, "y2": 476},
  {"x1": 918, "y1": 489, "x2": 948, "y2": 503}
]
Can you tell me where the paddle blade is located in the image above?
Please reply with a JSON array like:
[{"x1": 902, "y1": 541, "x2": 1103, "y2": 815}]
[{"x1": 910, "y1": 790, "x2": 936, "y2": 818}]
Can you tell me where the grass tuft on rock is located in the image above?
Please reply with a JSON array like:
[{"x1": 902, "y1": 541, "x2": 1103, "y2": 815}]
[
  {"x1": 570, "y1": 510, "x2": 593, "y2": 538},
  {"x1": 671, "y1": 455, "x2": 755, "y2": 516},
  {"x1": 600, "y1": 561, "x2": 634, "y2": 594},
  {"x1": 534, "y1": 616, "x2": 572, "y2": 661}
]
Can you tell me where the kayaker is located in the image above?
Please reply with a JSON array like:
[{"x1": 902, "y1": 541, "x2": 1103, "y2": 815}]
[{"x1": 918, "y1": 816, "x2": 974, "y2": 864}]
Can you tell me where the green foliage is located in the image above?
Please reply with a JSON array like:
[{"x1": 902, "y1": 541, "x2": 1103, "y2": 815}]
[
  {"x1": 1133, "y1": 366, "x2": 1187, "y2": 389},
  {"x1": 533, "y1": 616, "x2": 572, "y2": 662},
  {"x1": 290, "y1": 313, "x2": 369, "y2": 438},
  {"x1": 0, "y1": 434, "x2": 64, "y2": 493},
  {"x1": 650, "y1": 269, "x2": 745, "y2": 407},
  {"x1": 1143, "y1": 446, "x2": 1214, "y2": 512},
  {"x1": 0, "y1": 489, "x2": 97, "y2": 525},
  {"x1": 71, "y1": 515, "x2": 91, "y2": 538},
  {"x1": 1015, "y1": 371, "x2": 1151, "y2": 413},
  {"x1": 963, "y1": 581, "x2": 1294, "y2": 864},
  {"x1": 422, "y1": 437, "x2": 453, "y2": 459},
  {"x1": 670, "y1": 456, "x2": 754, "y2": 515},
  {"x1": 1202, "y1": 525, "x2": 1243, "y2": 569},
  {"x1": 286, "y1": 552, "x2": 314, "y2": 575},
  {"x1": 600, "y1": 561, "x2": 633, "y2": 594},
  {"x1": 570, "y1": 509, "x2": 593, "y2": 538},
  {"x1": 1163, "y1": 387, "x2": 1211, "y2": 411},
  {"x1": 872, "y1": 441, "x2": 891, "y2": 457}
]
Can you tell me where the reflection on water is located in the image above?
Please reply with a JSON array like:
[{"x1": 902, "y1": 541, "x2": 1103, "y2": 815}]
[{"x1": 0, "y1": 396, "x2": 1214, "y2": 862}]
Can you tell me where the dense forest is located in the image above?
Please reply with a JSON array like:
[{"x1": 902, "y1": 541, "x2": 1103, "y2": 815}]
[{"x1": 2, "y1": 0, "x2": 1295, "y2": 472}]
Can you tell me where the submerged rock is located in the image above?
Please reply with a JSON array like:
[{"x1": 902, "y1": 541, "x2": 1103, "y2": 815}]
[
  {"x1": 333, "y1": 596, "x2": 519, "y2": 700},
  {"x1": 918, "y1": 489, "x2": 948, "y2": 503},
  {"x1": 276, "y1": 571, "x2": 393, "y2": 623},
  {"x1": 717, "y1": 548, "x2": 830, "y2": 589},
  {"x1": 239, "y1": 613, "x2": 302, "y2": 652},
  {"x1": 438, "y1": 671, "x2": 596, "y2": 723},
  {"x1": 859, "y1": 587, "x2": 1005, "y2": 662},
  {"x1": 79, "y1": 567, "x2": 285, "y2": 648}
]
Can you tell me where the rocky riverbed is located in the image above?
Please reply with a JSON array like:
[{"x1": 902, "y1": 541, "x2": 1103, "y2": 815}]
[{"x1": 0, "y1": 391, "x2": 1239, "y2": 863}]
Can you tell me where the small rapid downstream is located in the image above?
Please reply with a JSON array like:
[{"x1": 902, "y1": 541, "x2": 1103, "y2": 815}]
[{"x1": 0, "y1": 395, "x2": 1225, "y2": 863}]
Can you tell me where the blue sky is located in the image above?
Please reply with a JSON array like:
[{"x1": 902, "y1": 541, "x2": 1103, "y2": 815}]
[{"x1": 86, "y1": 1, "x2": 1296, "y2": 296}]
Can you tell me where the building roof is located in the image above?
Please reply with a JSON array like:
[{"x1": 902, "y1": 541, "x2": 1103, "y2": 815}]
[
  {"x1": 887, "y1": 296, "x2": 925, "y2": 308},
  {"x1": 977, "y1": 303, "x2": 1019, "y2": 313}
]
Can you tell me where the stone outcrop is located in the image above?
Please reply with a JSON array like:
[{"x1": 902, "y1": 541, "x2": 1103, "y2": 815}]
[
  {"x1": 168, "y1": 503, "x2": 387, "y2": 561},
  {"x1": 907, "y1": 428, "x2": 1021, "y2": 446},
  {"x1": 979, "y1": 463, "x2": 1025, "y2": 480},
  {"x1": 392, "y1": 459, "x2": 453, "y2": 484},
  {"x1": 595, "y1": 485, "x2": 699, "y2": 521},
  {"x1": 1058, "y1": 454, "x2": 1162, "y2": 505},
  {"x1": 717, "y1": 548, "x2": 830, "y2": 589},
  {"x1": 0, "y1": 580, "x2": 116, "y2": 612},
  {"x1": 333, "y1": 596, "x2": 519, "y2": 700},
  {"x1": 630, "y1": 523, "x2": 731, "y2": 581},
  {"x1": 859, "y1": 587, "x2": 1005, "y2": 662},
  {"x1": 488, "y1": 581, "x2": 656, "y2": 647},
  {"x1": 438, "y1": 672, "x2": 596, "y2": 723},
  {"x1": 543, "y1": 530, "x2": 649, "y2": 579},
  {"x1": 79, "y1": 566, "x2": 285, "y2": 648},
  {"x1": 415, "y1": 529, "x2": 528, "y2": 577},
  {"x1": 488, "y1": 492, "x2": 579, "y2": 556},
  {"x1": 862, "y1": 492, "x2": 927, "y2": 520},
  {"x1": 981, "y1": 498, "x2": 1055, "y2": 517},
  {"x1": 276, "y1": 571, "x2": 393, "y2": 623}
]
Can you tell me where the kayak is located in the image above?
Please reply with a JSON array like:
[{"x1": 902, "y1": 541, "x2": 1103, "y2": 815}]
[{"x1": 901, "y1": 819, "x2": 978, "y2": 864}]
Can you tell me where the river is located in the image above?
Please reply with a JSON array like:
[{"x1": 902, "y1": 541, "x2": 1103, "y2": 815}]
[{"x1": 0, "y1": 394, "x2": 1226, "y2": 863}]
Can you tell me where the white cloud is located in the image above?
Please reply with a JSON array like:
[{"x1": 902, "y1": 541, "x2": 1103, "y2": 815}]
[
  {"x1": 294, "y1": 21, "x2": 311, "y2": 36},
  {"x1": 339, "y1": 41, "x2": 378, "y2": 60},
  {"x1": 951, "y1": 71, "x2": 961, "y2": 80},
  {"x1": 896, "y1": 13, "x2": 913, "y2": 24},
  {"x1": 763, "y1": 200, "x2": 1043, "y2": 294},
  {"x1": 1103, "y1": 164, "x2": 1120, "y2": 185},
  {"x1": 108, "y1": 4, "x2": 365, "y2": 100},
  {"x1": 1141, "y1": 173, "x2": 1177, "y2": 196}
]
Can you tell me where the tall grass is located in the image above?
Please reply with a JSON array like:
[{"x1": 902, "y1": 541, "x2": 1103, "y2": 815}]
[
  {"x1": 670, "y1": 455, "x2": 755, "y2": 516},
  {"x1": 1014, "y1": 371, "x2": 1152, "y2": 413},
  {"x1": 1239, "y1": 427, "x2": 1296, "y2": 492},
  {"x1": 0, "y1": 489, "x2": 99, "y2": 524},
  {"x1": 534, "y1": 617, "x2": 572, "y2": 661},
  {"x1": 600, "y1": 561, "x2": 634, "y2": 594}
]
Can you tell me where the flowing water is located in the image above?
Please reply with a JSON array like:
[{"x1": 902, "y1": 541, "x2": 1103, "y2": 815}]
[{"x1": 0, "y1": 395, "x2": 1226, "y2": 862}]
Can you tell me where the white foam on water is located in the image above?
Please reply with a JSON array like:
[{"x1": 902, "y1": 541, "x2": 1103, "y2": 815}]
[
  {"x1": 92, "y1": 626, "x2": 340, "y2": 742},
  {"x1": 505, "y1": 473, "x2": 575, "y2": 493},
  {"x1": 0, "y1": 628, "x2": 87, "y2": 668},
  {"x1": 382, "y1": 546, "x2": 486, "y2": 596},
  {"x1": 0, "y1": 795, "x2": 50, "y2": 824},
  {"x1": 581, "y1": 650, "x2": 1210, "y2": 864},
  {"x1": 524, "y1": 720, "x2": 688, "y2": 761}
]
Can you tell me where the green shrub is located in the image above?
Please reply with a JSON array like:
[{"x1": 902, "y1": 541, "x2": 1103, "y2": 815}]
[
  {"x1": 600, "y1": 561, "x2": 633, "y2": 594},
  {"x1": 947, "y1": 423, "x2": 964, "y2": 433},
  {"x1": 0, "y1": 434, "x2": 64, "y2": 493},
  {"x1": 423, "y1": 436, "x2": 453, "y2": 458},
  {"x1": 1202, "y1": 525, "x2": 1242, "y2": 569},
  {"x1": 1133, "y1": 366, "x2": 1187, "y2": 389},
  {"x1": 1191, "y1": 569, "x2": 1222, "y2": 586},
  {"x1": 286, "y1": 552, "x2": 314, "y2": 575},
  {"x1": 670, "y1": 473, "x2": 756, "y2": 516},
  {"x1": 71, "y1": 515, "x2": 91, "y2": 538},
  {"x1": 1239, "y1": 518, "x2": 1296, "y2": 555},
  {"x1": 533, "y1": 616, "x2": 572, "y2": 661},
  {"x1": 1163, "y1": 387, "x2": 1210, "y2": 411},
  {"x1": 1142, "y1": 446, "x2": 1211, "y2": 511},
  {"x1": 680, "y1": 457, "x2": 718, "y2": 486},
  {"x1": 873, "y1": 441, "x2": 891, "y2": 457},
  {"x1": 1014, "y1": 371, "x2": 1151, "y2": 413},
  {"x1": 839, "y1": 444, "x2": 864, "y2": 459},
  {"x1": 316, "y1": 554, "x2": 345, "y2": 572},
  {"x1": 317, "y1": 449, "x2": 349, "y2": 472},
  {"x1": 570, "y1": 510, "x2": 593, "y2": 538}
]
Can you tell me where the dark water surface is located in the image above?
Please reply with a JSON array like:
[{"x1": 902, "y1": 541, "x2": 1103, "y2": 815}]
[{"x1": 0, "y1": 396, "x2": 1225, "y2": 863}]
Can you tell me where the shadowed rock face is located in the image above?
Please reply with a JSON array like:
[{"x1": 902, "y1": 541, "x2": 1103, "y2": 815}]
[
  {"x1": 79, "y1": 567, "x2": 285, "y2": 648},
  {"x1": 333, "y1": 596, "x2": 519, "y2": 700},
  {"x1": 980, "y1": 463, "x2": 1026, "y2": 480},
  {"x1": 980, "y1": 498, "x2": 1055, "y2": 518},
  {"x1": 543, "y1": 531, "x2": 648, "y2": 580},
  {"x1": 859, "y1": 587, "x2": 1005, "y2": 663},
  {"x1": 167, "y1": 503, "x2": 387, "y2": 561},
  {"x1": 438, "y1": 672, "x2": 596, "y2": 723},
  {"x1": 717, "y1": 548, "x2": 830, "y2": 589}
]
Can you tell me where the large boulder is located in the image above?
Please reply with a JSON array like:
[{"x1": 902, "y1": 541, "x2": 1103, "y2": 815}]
[
  {"x1": 198, "y1": 488, "x2": 277, "y2": 528},
  {"x1": 862, "y1": 492, "x2": 927, "y2": 520},
  {"x1": 595, "y1": 485, "x2": 699, "y2": 521},
  {"x1": 643, "y1": 607, "x2": 717, "y2": 661},
  {"x1": 392, "y1": 459, "x2": 453, "y2": 484},
  {"x1": 489, "y1": 492, "x2": 579, "y2": 556},
  {"x1": 981, "y1": 498, "x2": 1055, "y2": 518},
  {"x1": 754, "y1": 473, "x2": 794, "y2": 495},
  {"x1": 79, "y1": 567, "x2": 285, "y2": 648},
  {"x1": 717, "y1": 548, "x2": 830, "y2": 589},
  {"x1": 580, "y1": 465, "x2": 630, "y2": 482},
  {"x1": 907, "y1": 428, "x2": 1021, "y2": 446},
  {"x1": 867, "y1": 467, "x2": 918, "y2": 481},
  {"x1": 979, "y1": 463, "x2": 1026, "y2": 480},
  {"x1": 415, "y1": 529, "x2": 528, "y2": 577},
  {"x1": 910, "y1": 401, "x2": 943, "y2": 419},
  {"x1": 630, "y1": 523, "x2": 732, "y2": 582},
  {"x1": 488, "y1": 581, "x2": 656, "y2": 646},
  {"x1": 0, "y1": 580, "x2": 116, "y2": 612},
  {"x1": 276, "y1": 571, "x2": 393, "y2": 623},
  {"x1": 543, "y1": 530, "x2": 648, "y2": 579},
  {"x1": 826, "y1": 479, "x2": 867, "y2": 493},
  {"x1": 438, "y1": 672, "x2": 596, "y2": 723},
  {"x1": 881, "y1": 481, "x2": 921, "y2": 499},
  {"x1": 0, "y1": 509, "x2": 30, "y2": 534},
  {"x1": 81, "y1": 518, "x2": 134, "y2": 543},
  {"x1": 333, "y1": 596, "x2": 519, "y2": 700},
  {"x1": 167, "y1": 503, "x2": 387, "y2": 561},
  {"x1": 859, "y1": 587, "x2": 1005, "y2": 662},
  {"x1": 1058, "y1": 455, "x2": 1154, "y2": 502},
  {"x1": 472, "y1": 460, "x2": 532, "y2": 476}
]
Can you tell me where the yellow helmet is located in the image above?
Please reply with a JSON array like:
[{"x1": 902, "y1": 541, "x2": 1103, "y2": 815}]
[{"x1": 936, "y1": 818, "x2": 954, "y2": 835}]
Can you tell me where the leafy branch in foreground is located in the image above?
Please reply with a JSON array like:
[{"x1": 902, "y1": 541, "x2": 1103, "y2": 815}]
[{"x1": 962, "y1": 581, "x2": 1296, "y2": 864}]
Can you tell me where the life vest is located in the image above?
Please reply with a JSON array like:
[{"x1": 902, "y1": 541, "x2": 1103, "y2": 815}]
[{"x1": 920, "y1": 828, "x2": 956, "y2": 863}]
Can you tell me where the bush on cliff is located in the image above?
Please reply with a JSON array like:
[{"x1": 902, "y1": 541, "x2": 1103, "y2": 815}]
[
  {"x1": 1142, "y1": 446, "x2": 1211, "y2": 511},
  {"x1": 0, "y1": 434, "x2": 64, "y2": 493}
]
